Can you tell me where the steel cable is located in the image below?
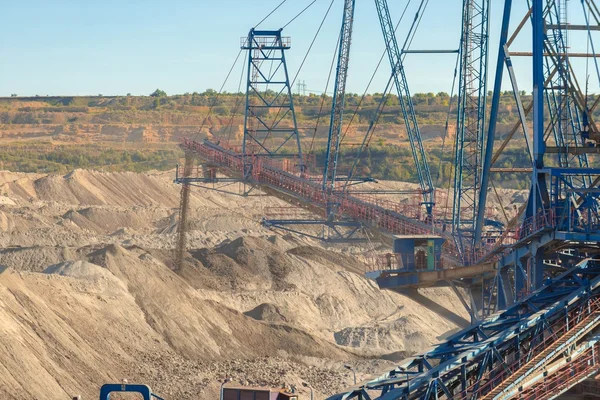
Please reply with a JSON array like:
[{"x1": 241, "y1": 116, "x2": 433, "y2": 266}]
[
  {"x1": 258, "y1": 0, "x2": 336, "y2": 152},
  {"x1": 193, "y1": 48, "x2": 244, "y2": 142},
  {"x1": 308, "y1": 28, "x2": 341, "y2": 157},
  {"x1": 339, "y1": 0, "x2": 413, "y2": 148},
  {"x1": 254, "y1": 0, "x2": 288, "y2": 29},
  {"x1": 283, "y1": 0, "x2": 318, "y2": 29},
  {"x1": 225, "y1": 51, "x2": 249, "y2": 147}
]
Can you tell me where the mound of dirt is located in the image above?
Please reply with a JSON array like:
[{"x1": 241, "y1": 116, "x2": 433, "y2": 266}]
[
  {"x1": 44, "y1": 260, "x2": 116, "y2": 283},
  {"x1": 0, "y1": 244, "x2": 349, "y2": 400},
  {"x1": 0, "y1": 246, "x2": 78, "y2": 272},
  {"x1": 191, "y1": 236, "x2": 295, "y2": 291},
  {"x1": 287, "y1": 245, "x2": 367, "y2": 274},
  {"x1": 189, "y1": 213, "x2": 259, "y2": 232},
  {"x1": 334, "y1": 316, "x2": 437, "y2": 355},
  {"x1": 0, "y1": 169, "x2": 485, "y2": 399},
  {"x1": 88, "y1": 244, "x2": 345, "y2": 361},
  {"x1": 244, "y1": 303, "x2": 290, "y2": 323},
  {"x1": 32, "y1": 170, "x2": 180, "y2": 207},
  {"x1": 187, "y1": 236, "x2": 469, "y2": 358},
  {"x1": 63, "y1": 206, "x2": 168, "y2": 234}
]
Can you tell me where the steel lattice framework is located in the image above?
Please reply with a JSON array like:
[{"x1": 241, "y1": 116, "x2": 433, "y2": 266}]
[
  {"x1": 328, "y1": 259, "x2": 600, "y2": 400},
  {"x1": 374, "y1": 0, "x2": 435, "y2": 217},
  {"x1": 176, "y1": 1, "x2": 600, "y2": 396},
  {"x1": 452, "y1": 0, "x2": 490, "y2": 262},
  {"x1": 328, "y1": 0, "x2": 600, "y2": 397},
  {"x1": 241, "y1": 29, "x2": 303, "y2": 173},
  {"x1": 543, "y1": 0, "x2": 593, "y2": 204},
  {"x1": 482, "y1": 0, "x2": 600, "y2": 311},
  {"x1": 323, "y1": 0, "x2": 356, "y2": 194}
]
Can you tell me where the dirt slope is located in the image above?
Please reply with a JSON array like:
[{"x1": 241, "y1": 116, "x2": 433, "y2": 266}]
[{"x1": 0, "y1": 169, "x2": 480, "y2": 399}]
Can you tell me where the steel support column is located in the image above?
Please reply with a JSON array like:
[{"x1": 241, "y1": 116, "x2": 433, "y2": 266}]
[
  {"x1": 475, "y1": 0, "x2": 513, "y2": 244},
  {"x1": 323, "y1": 0, "x2": 356, "y2": 193}
]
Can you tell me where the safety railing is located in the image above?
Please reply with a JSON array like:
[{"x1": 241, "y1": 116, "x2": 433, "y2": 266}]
[
  {"x1": 454, "y1": 296, "x2": 600, "y2": 399},
  {"x1": 519, "y1": 343, "x2": 600, "y2": 400},
  {"x1": 467, "y1": 209, "x2": 556, "y2": 266},
  {"x1": 182, "y1": 138, "x2": 552, "y2": 268},
  {"x1": 240, "y1": 35, "x2": 291, "y2": 49},
  {"x1": 263, "y1": 206, "x2": 323, "y2": 219}
]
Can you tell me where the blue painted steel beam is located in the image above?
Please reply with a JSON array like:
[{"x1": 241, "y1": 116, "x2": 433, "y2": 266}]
[
  {"x1": 475, "y1": 0, "x2": 514, "y2": 243},
  {"x1": 451, "y1": 0, "x2": 491, "y2": 262},
  {"x1": 323, "y1": 0, "x2": 356, "y2": 193},
  {"x1": 328, "y1": 260, "x2": 600, "y2": 399},
  {"x1": 532, "y1": 0, "x2": 546, "y2": 194},
  {"x1": 99, "y1": 384, "x2": 164, "y2": 400},
  {"x1": 373, "y1": 0, "x2": 435, "y2": 216}
]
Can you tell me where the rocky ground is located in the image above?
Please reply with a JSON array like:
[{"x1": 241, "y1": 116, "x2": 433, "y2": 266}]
[{"x1": 0, "y1": 169, "x2": 526, "y2": 399}]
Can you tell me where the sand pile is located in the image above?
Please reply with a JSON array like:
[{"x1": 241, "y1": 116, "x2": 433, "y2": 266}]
[
  {"x1": 0, "y1": 244, "x2": 348, "y2": 399},
  {"x1": 187, "y1": 236, "x2": 294, "y2": 291},
  {"x1": 32, "y1": 170, "x2": 180, "y2": 207},
  {"x1": 173, "y1": 236, "x2": 469, "y2": 357},
  {"x1": 44, "y1": 259, "x2": 118, "y2": 283},
  {"x1": 0, "y1": 246, "x2": 79, "y2": 272},
  {"x1": 0, "y1": 169, "x2": 486, "y2": 399},
  {"x1": 0, "y1": 169, "x2": 298, "y2": 253},
  {"x1": 63, "y1": 206, "x2": 169, "y2": 234}
]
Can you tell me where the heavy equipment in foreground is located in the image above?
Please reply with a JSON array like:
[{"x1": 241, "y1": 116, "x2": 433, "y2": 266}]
[{"x1": 173, "y1": 0, "x2": 600, "y2": 398}]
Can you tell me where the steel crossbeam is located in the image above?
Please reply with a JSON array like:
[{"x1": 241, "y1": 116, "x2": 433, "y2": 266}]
[{"x1": 327, "y1": 259, "x2": 600, "y2": 400}]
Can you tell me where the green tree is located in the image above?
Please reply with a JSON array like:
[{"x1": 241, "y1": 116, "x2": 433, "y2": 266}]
[{"x1": 150, "y1": 89, "x2": 167, "y2": 97}]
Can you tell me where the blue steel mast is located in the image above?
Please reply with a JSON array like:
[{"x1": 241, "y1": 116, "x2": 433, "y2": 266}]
[
  {"x1": 478, "y1": 0, "x2": 600, "y2": 308},
  {"x1": 373, "y1": 0, "x2": 435, "y2": 217},
  {"x1": 322, "y1": 0, "x2": 356, "y2": 193},
  {"x1": 543, "y1": 1, "x2": 592, "y2": 202},
  {"x1": 452, "y1": 0, "x2": 490, "y2": 262},
  {"x1": 475, "y1": 0, "x2": 513, "y2": 252}
]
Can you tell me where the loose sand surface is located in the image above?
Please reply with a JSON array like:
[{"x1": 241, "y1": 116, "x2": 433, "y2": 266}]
[{"x1": 0, "y1": 169, "x2": 525, "y2": 399}]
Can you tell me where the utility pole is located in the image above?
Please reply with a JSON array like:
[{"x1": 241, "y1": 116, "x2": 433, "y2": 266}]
[{"x1": 296, "y1": 80, "x2": 307, "y2": 95}]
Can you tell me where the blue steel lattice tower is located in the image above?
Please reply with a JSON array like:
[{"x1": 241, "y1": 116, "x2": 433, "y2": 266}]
[
  {"x1": 452, "y1": 0, "x2": 490, "y2": 262},
  {"x1": 241, "y1": 29, "x2": 303, "y2": 175},
  {"x1": 322, "y1": 0, "x2": 356, "y2": 194},
  {"x1": 374, "y1": 0, "x2": 435, "y2": 217}
]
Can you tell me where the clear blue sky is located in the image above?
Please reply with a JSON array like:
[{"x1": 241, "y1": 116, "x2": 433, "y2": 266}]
[{"x1": 1, "y1": 0, "x2": 594, "y2": 97}]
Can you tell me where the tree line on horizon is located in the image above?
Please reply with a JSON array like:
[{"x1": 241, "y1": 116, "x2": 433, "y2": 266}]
[{"x1": 5, "y1": 89, "x2": 591, "y2": 128}]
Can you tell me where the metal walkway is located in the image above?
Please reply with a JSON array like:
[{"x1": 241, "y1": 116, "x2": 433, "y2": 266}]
[
  {"x1": 516, "y1": 341, "x2": 600, "y2": 400},
  {"x1": 327, "y1": 259, "x2": 600, "y2": 400},
  {"x1": 180, "y1": 138, "x2": 446, "y2": 240},
  {"x1": 481, "y1": 307, "x2": 600, "y2": 399}
]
